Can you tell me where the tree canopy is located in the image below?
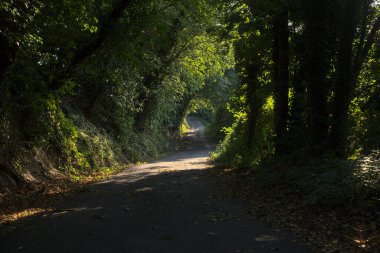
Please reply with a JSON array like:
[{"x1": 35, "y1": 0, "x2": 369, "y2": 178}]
[
  {"x1": 0, "y1": 0, "x2": 380, "y2": 224},
  {"x1": 1, "y1": 0, "x2": 380, "y2": 250}
]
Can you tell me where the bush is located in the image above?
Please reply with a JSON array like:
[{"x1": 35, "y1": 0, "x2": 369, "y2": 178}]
[{"x1": 249, "y1": 154, "x2": 380, "y2": 208}]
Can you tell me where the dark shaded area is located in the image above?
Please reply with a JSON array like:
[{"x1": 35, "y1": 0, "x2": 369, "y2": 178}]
[{"x1": 0, "y1": 122, "x2": 308, "y2": 253}]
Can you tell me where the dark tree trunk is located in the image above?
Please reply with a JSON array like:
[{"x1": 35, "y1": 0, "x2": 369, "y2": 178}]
[
  {"x1": 303, "y1": 0, "x2": 331, "y2": 155},
  {"x1": 354, "y1": 0, "x2": 371, "y2": 68},
  {"x1": 49, "y1": 0, "x2": 132, "y2": 92},
  {"x1": 353, "y1": 16, "x2": 380, "y2": 83},
  {"x1": 330, "y1": 0, "x2": 361, "y2": 156},
  {"x1": 288, "y1": 64, "x2": 307, "y2": 144},
  {"x1": 0, "y1": 163, "x2": 29, "y2": 188},
  {"x1": 134, "y1": 74, "x2": 160, "y2": 131},
  {"x1": 172, "y1": 93, "x2": 193, "y2": 133},
  {"x1": 0, "y1": 33, "x2": 18, "y2": 83},
  {"x1": 272, "y1": 10, "x2": 289, "y2": 154},
  {"x1": 246, "y1": 62, "x2": 261, "y2": 149}
]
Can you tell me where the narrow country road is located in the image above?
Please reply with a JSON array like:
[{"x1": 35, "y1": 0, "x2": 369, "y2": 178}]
[{"x1": 0, "y1": 118, "x2": 309, "y2": 253}]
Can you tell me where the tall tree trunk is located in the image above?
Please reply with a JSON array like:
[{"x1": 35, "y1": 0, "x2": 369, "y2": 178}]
[
  {"x1": 288, "y1": 64, "x2": 307, "y2": 147},
  {"x1": 246, "y1": 62, "x2": 261, "y2": 150},
  {"x1": 330, "y1": 0, "x2": 361, "y2": 156},
  {"x1": 0, "y1": 33, "x2": 18, "y2": 83},
  {"x1": 303, "y1": 0, "x2": 330, "y2": 155},
  {"x1": 272, "y1": 10, "x2": 289, "y2": 154}
]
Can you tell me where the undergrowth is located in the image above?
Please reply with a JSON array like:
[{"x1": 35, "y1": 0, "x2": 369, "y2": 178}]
[
  {"x1": 228, "y1": 151, "x2": 380, "y2": 209},
  {"x1": 214, "y1": 153, "x2": 380, "y2": 252},
  {"x1": 0, "y1": 96, "x2": 176, "y2": 192}
]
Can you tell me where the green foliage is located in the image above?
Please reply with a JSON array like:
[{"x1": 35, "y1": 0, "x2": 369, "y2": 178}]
[
  {"x1": 205, "y1": 106, "x2": 234, "y2": 141},
  {"x1": 0, "y1": 0, "x2": 237, "y2": 185},
  {"x1": 211, "y1": 119, "x2": 250, "y2": 167},
  {"x1": 206, "y1": 0, "x2": 380, "y2": 167},
  {"x1": 0, "y1": 0, "x2": 379, "y2": 222},
  {"x1": 211, "y1": 95, "x2": 275, "y2": 168},
  {"x1": 348, "y1": 42, "x2": 380, "y2": 156},
  {"x1": 179, "y1": 118, "x2": 191, "y2": 135}
]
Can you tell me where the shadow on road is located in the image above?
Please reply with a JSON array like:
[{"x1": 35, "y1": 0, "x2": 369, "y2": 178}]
[{"x1": 0, "y1": 118, "x2": 309, "y2": 253}]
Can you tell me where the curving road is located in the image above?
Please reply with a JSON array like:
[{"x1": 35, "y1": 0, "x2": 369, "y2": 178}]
[{"x1": 0, "y1": 118, "x2": 309, "y2": 253}]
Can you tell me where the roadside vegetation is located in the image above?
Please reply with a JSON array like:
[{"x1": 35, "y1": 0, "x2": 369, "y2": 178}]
[
  {"x1": 0, "y1": 0, "x2": 233, "y2": 192},
  {"x1": 205, "y1": 1, "x2": 380, "y2": 251},
  {"x1": 1, "y1": 0, "x2": 379, "y2": 251}
]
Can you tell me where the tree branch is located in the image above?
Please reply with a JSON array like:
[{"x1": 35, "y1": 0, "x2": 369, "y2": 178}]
[
  {"x1": 353, "y1": 0, "x2": 370, "y2": 70},
  {"x1": 353, "y1": 15, "x2": 380, "y2": 82},
  {"x1": 49, "y1": 0, "x2": 132, "y2": 92}
]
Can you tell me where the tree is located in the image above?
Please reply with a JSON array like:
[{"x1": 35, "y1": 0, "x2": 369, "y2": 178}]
[
  {"x1": 272, "y1": 7, "x2": 289, "y2": 153},
  {"x1": 303, "y1": 0, "x2": 331, "y2": 154},
  {"x1": 49, "y1": 0, "x2": 133, "y2": 92},
  {"x1": 330, "y1": 0, "x2": 361, "y2": 156}
]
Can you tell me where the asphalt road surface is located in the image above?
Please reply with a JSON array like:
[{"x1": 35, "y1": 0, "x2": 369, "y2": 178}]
[{"x1": 0, "y1": 118, "x2": 309, "y2": 253}]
